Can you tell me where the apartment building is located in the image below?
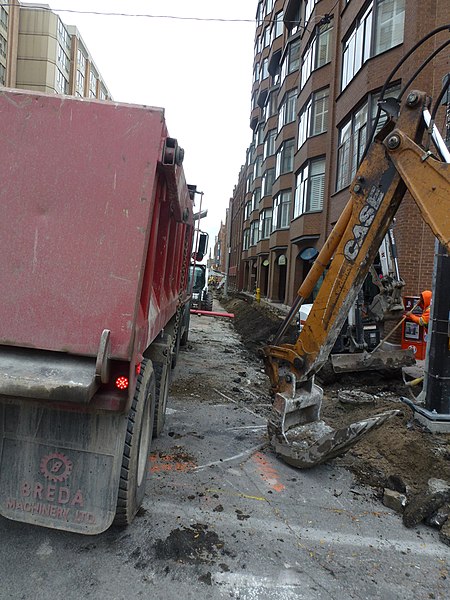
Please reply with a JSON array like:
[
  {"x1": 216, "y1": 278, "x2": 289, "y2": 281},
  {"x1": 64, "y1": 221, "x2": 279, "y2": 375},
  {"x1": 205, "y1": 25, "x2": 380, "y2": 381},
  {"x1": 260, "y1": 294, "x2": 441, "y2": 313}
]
[
  {"x1": 227, "y1": 0, "x2": 449, "y2": 305},
  {"x1": 0, "y1": 1, "x2": 111, "y2": 99}
]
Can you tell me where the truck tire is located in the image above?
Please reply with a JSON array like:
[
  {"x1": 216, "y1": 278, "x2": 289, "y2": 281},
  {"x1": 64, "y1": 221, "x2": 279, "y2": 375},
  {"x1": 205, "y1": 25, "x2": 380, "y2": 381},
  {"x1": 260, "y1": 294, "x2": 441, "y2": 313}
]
[
  {"x1": 153, "y1": 353, "x2": 171, "y2": 438},
  {"x1": 204, "y1": 291, "x2": 213, "y2": 312},
  {"x1": 114, "y1": 359, "x2": 155, "y2": 526}
]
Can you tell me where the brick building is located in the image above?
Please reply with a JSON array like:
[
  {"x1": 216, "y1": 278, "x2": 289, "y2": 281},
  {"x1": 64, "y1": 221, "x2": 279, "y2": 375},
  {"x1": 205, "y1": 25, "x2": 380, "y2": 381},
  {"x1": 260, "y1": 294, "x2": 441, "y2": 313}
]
[
  {"x1": 0, "y1": 2, "x2": 111, "y2": 99},
  {"x1": 226, "y1": 0, "x2": 449, "y2": 304}
]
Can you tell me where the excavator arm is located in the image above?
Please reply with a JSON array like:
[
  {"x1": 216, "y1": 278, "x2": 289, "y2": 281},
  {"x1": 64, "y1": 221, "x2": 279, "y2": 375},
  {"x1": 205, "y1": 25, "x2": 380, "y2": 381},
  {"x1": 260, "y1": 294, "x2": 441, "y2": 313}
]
[{"x1": 263, "y1": 91, "x2": 450, "y2": 468}]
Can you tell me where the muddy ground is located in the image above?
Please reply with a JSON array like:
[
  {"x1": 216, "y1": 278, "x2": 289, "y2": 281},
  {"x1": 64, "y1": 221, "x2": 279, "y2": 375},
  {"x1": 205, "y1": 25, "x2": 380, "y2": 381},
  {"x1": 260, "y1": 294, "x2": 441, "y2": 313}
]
[{"x1": 219, "y1": 294, "x2": 450, "y2": 514}]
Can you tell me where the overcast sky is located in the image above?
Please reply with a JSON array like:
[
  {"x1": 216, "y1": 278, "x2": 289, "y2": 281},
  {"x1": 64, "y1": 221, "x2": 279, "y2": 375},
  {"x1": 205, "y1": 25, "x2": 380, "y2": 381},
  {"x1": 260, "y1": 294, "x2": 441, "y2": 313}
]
[{"x1": 23, "y1": 0, "x2": 256, "y2": 251}]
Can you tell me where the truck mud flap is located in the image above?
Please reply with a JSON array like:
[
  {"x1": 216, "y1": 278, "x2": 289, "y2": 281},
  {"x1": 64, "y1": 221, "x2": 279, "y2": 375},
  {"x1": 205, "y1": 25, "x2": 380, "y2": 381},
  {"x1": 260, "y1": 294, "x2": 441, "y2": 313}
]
[{"x1": 0, "y1": 401, "x2": 127, "y2": 534}]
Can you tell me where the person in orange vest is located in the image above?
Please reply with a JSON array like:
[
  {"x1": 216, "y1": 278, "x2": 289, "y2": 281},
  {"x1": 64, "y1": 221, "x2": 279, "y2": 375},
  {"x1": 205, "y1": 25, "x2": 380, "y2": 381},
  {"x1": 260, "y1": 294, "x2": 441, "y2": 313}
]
[{"x1": 404, "y1": 290, "x2": 432, "y2": 329}]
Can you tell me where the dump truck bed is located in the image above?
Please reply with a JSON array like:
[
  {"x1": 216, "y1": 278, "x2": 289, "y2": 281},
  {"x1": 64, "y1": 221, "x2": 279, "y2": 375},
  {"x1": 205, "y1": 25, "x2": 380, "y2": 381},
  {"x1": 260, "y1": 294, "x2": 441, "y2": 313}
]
[{"x1": 0, "y1": 89, "x2": 189, "y2": 360}]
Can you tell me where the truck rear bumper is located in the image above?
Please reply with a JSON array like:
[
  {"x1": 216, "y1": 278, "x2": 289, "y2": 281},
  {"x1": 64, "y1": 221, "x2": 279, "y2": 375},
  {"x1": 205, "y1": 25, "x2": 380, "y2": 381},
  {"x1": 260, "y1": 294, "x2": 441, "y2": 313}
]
[{"x1": 0, "y1": 345, "x2": 98, "y2": 404}]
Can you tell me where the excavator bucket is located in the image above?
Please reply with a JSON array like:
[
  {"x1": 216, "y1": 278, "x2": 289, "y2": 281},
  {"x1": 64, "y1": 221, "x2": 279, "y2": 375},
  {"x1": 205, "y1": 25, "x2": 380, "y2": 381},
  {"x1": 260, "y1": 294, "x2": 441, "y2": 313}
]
[{"x1": 268, "y1": 379, "x2": 400, "y2": 468}]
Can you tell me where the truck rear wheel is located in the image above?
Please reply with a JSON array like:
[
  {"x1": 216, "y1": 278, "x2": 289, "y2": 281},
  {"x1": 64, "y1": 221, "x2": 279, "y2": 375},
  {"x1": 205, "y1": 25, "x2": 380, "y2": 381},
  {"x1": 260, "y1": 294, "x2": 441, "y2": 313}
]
[{"x1": 114, "y1": 359, "x2": 155, "y2": 526}]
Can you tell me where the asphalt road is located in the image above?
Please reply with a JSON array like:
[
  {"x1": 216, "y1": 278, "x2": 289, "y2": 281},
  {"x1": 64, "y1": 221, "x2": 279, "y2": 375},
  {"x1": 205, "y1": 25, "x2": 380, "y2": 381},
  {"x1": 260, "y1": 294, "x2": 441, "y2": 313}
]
[{"x1": 1, "y1": 301, "x2": 449, "y2": 599}]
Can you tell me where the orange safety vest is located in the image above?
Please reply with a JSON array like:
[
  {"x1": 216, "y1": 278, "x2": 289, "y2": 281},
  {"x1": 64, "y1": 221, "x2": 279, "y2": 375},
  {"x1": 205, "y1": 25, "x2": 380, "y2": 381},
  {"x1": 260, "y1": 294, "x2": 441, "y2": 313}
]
[{"x1": 407, "y1": 290, "x2": 432, "y2": 329}]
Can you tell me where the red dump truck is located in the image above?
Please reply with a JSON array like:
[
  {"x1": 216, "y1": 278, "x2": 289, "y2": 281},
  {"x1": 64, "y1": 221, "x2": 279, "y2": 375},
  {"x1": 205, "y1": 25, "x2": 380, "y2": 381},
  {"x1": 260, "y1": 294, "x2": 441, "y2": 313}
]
[{"x1": 0, "y1": 89, "x2": 195, "y2": 534}]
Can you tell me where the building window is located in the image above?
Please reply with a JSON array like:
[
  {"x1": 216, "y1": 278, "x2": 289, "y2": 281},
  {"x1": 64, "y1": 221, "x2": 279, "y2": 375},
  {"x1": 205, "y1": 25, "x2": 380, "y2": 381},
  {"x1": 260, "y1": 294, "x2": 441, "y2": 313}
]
[
  {"x1": 261, "y1": 58, "x2": 269, "y2": 80},
  {"x1": 311, "y1": 88, "x2": 329, "y2": 135},
  {"x1": 250, "y1": 220, "x2": 259, "y2": 246},
  {"x1": 280, "y1": 38, "x2": 301, "y2": 83},
  {"x1": 248, "y1": 143, "x2": 256, "y2": 165},
  {"x1": 257, "y1": 124, "x2": 265, "y2": 146},
  {"x1": 298, "y1": 87, "x2": 329, "y2": 148},
  {"x1": 262, "y1": 167, "x2": 275, "y2": 197},
  {"x1": 259, "y1": 208, "x2": 273, "y2": 239},
  {"x1": 336, "y1": 83, "x2": 401, "y2": 189},
  {"x1": 342, "y1": 5, "x2": 373, "y2": 90},
  {"x1": 301, "y1": 21, "x2": 333, "y2": 89},
  {"x1": 275, "y1": 139, "x2": 295, "y2": 179},
  {"x1": 336, "y1": 103, "x2": 368, "y2": 190},
  {"x1": 264, "y1": 91, "x2": 278, "y2": 119},
  {"x1": 287, "y1": 3, "x2": 302, "y2": 37},
  {"x1": 77, "y1": 48, "x2": 86, "y2": 70},
  {"x1": 253, "y1": 187, "x2": 262, "y2": 208},
  {"x1": 57, "y1": 44, "x2": 70, "y2": 74},
  {"x1": 0, "y1": 7, "x2": 8, "y2": 30},
  {"x1": 246, "y1": 174, "x2": 253, "y2": 194},
  {"x1": 273, "y1": 11, "x2": 284, "y2": 39},
  {"x1": 89, "y1": 70, "x2": 98, "y2": 98},
  {"x1": 256, "y1": 2, "x2": 263, "y2": 26},
  {"x1": 55, "y1": 68, "x2": 69, "y2": 95},
  {"x1": 342, "y1": 0, "x2": 405, "y2": 90},
  {"x1": 243, "y1": 228, "x2": 250, "y2": 251},
  {"x1": 254, "y1": 155, "x2": 263, "y2": 179},
  {"x1": 253, "y1": 63, "x2": 259, "y2": 83},
  {"x1": 278, "y1": 89, "x2": 297, "y2": 133},
  {"x1": 294, "y1": 158, "x2": 325, "y2": 218},
  {"x1": 245, "y1": 200, "x2": 252, "y2": 220},
  {"x1": 263, "y1": 26, "x2": 271, "y2": 48},
  {"x1": 57, "y1": 19, "x2": 71, "y2": 51},
  {"x1": 264, "y1": 0, "x2": 274, "y2": 16},
  {"x1": 272, "y1": 191, "x2": 291, "y2": 231},
  {"x1": 76, "y1": 70, "x2": 85, "y2": 96},
  {"x1": 264, "y1": 129, "x2": 277, "y2": 159},
  {"x1": 0, "y1": 63, "x2": 5, "y2": 86},
  {"x1": 0, "y1": 34, "x2": 6, "y2": 59},
  {"x1": 304, "y1": 0, "x2": 319, "y2": 26},
  {"x1": 375, "y1": 0, "x2": 405, "y2": 53}
]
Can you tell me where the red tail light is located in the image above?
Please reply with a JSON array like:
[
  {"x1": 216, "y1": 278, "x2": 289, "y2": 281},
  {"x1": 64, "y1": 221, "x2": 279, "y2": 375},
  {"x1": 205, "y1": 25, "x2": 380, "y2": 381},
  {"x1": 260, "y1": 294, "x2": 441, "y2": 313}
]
[
  {"x1": 136, "y1": 363, "x2": 141, "y2": 375},
  {"x1": 115, "y1": 376, "x2": 129, "y2": 390}
]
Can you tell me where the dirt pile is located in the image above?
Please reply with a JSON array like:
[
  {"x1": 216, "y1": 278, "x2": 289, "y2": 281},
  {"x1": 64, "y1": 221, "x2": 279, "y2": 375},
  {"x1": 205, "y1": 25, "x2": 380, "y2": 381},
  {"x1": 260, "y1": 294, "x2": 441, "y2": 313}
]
[
  {"x1": 221, "y1": 295, "x2": 297, "y2": 353},
  {"x1": 220, "y1": 294, "x2": 450, "y2": 542}
]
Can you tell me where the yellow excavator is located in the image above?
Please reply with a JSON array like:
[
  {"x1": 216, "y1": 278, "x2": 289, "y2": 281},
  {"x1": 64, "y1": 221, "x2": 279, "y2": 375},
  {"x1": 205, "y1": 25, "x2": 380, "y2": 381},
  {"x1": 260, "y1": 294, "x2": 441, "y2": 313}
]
[{"x1": 263, "y1": 81, "x2": 450, "y2": 468}]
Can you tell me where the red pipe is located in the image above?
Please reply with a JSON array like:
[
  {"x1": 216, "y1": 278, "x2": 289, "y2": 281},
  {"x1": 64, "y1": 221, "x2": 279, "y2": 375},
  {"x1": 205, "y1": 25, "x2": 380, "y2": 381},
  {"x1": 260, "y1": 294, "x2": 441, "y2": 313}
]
[{"x1": 190, "y1": 309, "x2": 235, "y2": 318}]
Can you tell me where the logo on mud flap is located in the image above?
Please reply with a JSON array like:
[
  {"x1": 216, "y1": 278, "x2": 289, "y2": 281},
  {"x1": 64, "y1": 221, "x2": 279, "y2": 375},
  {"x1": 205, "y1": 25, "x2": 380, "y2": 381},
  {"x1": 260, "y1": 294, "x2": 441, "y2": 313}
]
[
  {"x1": 4, "y1": 450, "x2": 96, "y2": 526},
  {"x1": 40, "y1": 452, "x2": 73, "y2": 483}
]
